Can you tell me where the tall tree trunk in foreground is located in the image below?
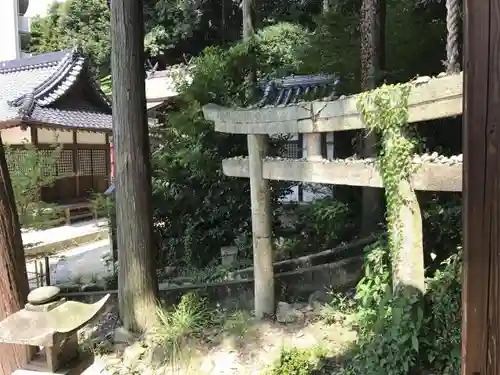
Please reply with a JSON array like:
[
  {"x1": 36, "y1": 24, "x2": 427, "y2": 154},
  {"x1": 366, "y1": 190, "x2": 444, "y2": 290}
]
[
  {"x1": 360, "y1": 0, "x2": 385, "y2": 235},
  {"x1": 323, "y1": 0, "x2": 329, "y2": 13},
  {"x1": 242, "y1": 0, "x2": 254, "y2": 39},
  {"x1": 110, "y1": 0, "x2": 158, "y2": 332},
  {"x1": 243, "y1": 0, "x2": 275, "y2": 318},
  {"x1": 0, "y1": 136, "x2": 34, "y2": 374}
]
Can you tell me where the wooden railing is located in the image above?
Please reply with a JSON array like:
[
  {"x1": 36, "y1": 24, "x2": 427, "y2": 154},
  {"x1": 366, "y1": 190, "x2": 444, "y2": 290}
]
[{"x1": 26, "y1": 256, "x2": 51, "y2": 289}]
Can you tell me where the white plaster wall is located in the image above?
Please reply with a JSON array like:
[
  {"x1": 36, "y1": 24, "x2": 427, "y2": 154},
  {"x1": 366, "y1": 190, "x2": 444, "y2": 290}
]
[
  {"x1": 1, "y1": 126, "x2": 31, "y2": 144},
  {"x1": 2, "y1": 128, "x2": 106, "y2": 145},
  {"x1": 37, "y1": 128, "x2": 73, "y2": 143},
  {"x1": 76, "y1": 132, "x2": 106, "y2": 144}
]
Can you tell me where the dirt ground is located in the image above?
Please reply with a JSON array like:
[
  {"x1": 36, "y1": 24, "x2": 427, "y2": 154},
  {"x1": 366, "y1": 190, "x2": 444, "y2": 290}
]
[{"x1": 79, "y1": 301, "x2": 357, "y2": 375}]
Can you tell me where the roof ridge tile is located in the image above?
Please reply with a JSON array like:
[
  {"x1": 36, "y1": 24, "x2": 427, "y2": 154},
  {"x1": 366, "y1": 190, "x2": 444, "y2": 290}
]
[{"x1": 0, "y1": 50, "x2": 74, "y2": 74}]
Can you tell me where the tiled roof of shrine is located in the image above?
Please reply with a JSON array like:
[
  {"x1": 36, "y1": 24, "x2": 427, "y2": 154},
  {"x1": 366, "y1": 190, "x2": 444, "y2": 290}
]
[{"x1": 0, "y1": 48, "x2": 112, "y2": 132}]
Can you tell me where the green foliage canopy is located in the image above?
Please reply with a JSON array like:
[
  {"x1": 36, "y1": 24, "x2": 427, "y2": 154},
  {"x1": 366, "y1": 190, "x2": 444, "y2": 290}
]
[
  {"x1": 29, "y1": 0, "x2": 111, "y2": 75},
  {"x1": 150, "y1": 24, "x2": 311, "y2": 267}
]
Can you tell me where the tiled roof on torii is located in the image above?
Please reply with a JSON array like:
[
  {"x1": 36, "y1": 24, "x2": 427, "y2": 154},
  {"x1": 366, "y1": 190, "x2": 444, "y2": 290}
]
[
  {"x1": 0, "y1": 48, "x2": 112, "y2": 132},
  {"x1": 255, "y1": 74, "x2": 339, "y2": 108}
]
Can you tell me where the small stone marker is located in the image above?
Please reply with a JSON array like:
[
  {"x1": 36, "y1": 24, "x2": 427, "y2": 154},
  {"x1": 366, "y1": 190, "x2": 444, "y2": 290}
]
[{"x1": 0, "y1": 286, "x2": 110, "y2": 374}]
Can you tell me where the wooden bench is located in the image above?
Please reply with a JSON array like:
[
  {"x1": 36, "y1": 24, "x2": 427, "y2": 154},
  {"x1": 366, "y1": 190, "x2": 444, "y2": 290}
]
[{"x1": 58, "y1": 201, "x2": 98, "y2": 225}]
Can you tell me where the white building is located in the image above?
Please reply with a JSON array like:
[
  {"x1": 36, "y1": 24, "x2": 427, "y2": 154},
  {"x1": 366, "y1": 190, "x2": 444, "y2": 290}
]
[
  {"x1": 0, "y1": 0, "x2": 66, "y2": 61},
  {"x1": 25, "y1": 0, "x2": 66, "y2": 18}
]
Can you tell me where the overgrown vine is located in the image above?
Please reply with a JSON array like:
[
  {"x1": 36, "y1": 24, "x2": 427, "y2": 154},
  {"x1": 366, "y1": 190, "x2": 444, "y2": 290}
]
[
  {"x1": 318, "y1": 84, "x2": 462, "y2": 375},
  {"x1": 334, "y1": 84, "x2": 425, "y2": 375},
  {"x1": 357, "y1": 83, "x2": 416, "y2": 270}
]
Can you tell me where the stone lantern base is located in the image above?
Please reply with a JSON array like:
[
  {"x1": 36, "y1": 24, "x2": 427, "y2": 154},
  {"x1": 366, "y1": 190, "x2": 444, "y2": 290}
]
[{"x1": 12, "y1": 350, "x2": 94, "y2": 375}]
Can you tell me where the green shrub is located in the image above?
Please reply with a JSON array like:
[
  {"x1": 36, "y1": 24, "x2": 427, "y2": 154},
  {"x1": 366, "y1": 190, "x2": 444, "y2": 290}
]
[
  {"x1": 91, "y1": 192, "x2": 115, "y2": 218},
  {"x1": 276, "y1": 197, "x2": 357, "y2": 258},
  {"x1": 299, "y1": 0, "x2": 447, "y2": 94},
  {"x1": 254, "y1": 22, "x2": 310, "y2": 79},
  {"x1": 265, "y1": 347, "x2": 327, "y2": 375},
  {"x1": 5, "y1": 143, "x2": 62, "y2": 229},
  {"x1": 298, "y1": 3, "x2": 360, "y2": 95},
  {"x1": 300, "y1": 197, "x2": 356, "y2": 246},
  {"x1": 151, "y1": 23, "x2": 312, "y2": 268},
  {"x1": 351, "y1": 240, "x2": 392, "y2": 334},
  {"x1": 222, "y1": 310, "x2": 254, "y2": 337},
  {"x1": 331, "y1": 238, "x2": 461, "y2": 375},
  {"x1": 149, "y1": 293, "x2": 212, "y2": 365},
  {"x1": 422, "y1": 193, "x2": 462, "y2": 267},
  {"x1": 421, "y1": 251, "x2": 461, "y2": 374}
]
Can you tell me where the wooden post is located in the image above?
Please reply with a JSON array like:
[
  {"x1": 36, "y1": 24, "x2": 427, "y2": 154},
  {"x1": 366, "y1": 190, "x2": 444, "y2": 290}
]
[
  {"x1": 38, "y1": 261, "x2": 43, "y2": 287},
  {"x1": 247, "y1": 134, "x2": 275, "y2": 318},
  {"x1": 34, "y1": 261, "x2": 39, "y2": 288},
  {"x1": 72, "y1": 131, "x2": 79, "y2": 198},
  {"x1": 44, "y1": 256, "x2": 50, "y2": 286},
  {"x1": 461, "y1": 0, "x2": 500, "y2": 373}
]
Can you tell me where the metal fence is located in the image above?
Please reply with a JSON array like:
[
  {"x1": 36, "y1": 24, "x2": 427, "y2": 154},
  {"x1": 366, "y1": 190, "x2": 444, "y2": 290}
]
[{"x1": 26, "y1": 256, "x2": 51, "y2": 289}]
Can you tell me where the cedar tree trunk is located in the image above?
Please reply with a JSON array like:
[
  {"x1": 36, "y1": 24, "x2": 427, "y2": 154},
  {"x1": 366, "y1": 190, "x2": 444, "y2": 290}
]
[
  {"x1": 110, "y1": 0, "x2": 158, "y2": 332},
  {"x1": 360, "y1": 0, "x2": 386, "y2": 235},
  {"x1": 0, "y1": 136, "x2": 34, "y2": 374}
]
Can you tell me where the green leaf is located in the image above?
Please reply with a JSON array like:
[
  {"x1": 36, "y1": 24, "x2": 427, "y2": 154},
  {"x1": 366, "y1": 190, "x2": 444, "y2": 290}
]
[{"x1": 412, "y1": 335, "x2": 419, "y2": 352}]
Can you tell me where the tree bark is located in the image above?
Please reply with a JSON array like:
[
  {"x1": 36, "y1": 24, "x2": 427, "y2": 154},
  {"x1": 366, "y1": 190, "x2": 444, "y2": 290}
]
[
  {"x1": 360, "y1": 0, "x2": 385, "y2": 235},
  {"x1": 242, "y1": 0, "x2": 254, "y2": 38},
  {"x1": 0, "y1": 136, "x2": 34, "y2": 374},
  {"x1": 110, "y1": 0, "x2": 158, "y2": 332},
  {"x1": 323, "y1": 0, "x2": 329, "y2": 13}
]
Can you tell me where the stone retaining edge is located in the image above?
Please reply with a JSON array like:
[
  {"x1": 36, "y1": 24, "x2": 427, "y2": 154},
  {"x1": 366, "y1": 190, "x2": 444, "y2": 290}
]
[{"x1": 25, "y1": 230, "x2": 109, "y2": 258}]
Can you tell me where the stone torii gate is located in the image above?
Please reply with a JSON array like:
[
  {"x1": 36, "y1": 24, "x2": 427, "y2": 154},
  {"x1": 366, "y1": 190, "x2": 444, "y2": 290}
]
[
  {"x1": 204, "y1": 1, "x2": 500, "y2": 372},
  {"x1": 203, "y1": 71, "x2": 463, "y2": 318}
]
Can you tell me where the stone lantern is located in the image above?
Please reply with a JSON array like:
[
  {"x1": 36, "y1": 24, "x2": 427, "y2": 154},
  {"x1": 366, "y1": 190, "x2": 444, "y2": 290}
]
[{"x1": 0, "y1": 286, "x2": 110, "y2": 374}]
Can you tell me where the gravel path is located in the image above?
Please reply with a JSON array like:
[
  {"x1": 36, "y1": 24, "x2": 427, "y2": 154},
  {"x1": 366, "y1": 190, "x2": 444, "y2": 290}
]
[{"x1": 26, "y1": 239, "x2": 112, "y2": 288}]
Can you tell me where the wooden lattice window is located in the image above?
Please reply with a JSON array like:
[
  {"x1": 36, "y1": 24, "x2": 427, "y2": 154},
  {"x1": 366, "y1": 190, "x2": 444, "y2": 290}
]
[
  {"x1": 91, "y1": 149, "x2": 107, "y2": 176},
  {"x1": 35, "y1": 150, "x2": 58, "y2": 177},
  {"x1": 283, "y1": 141, "x2": 301, "y2": 159},
  {"x1": 6, "y1": 150, "x2": 28, "y2": 173},
  {"x1": 57, "y1": 150, "x2": 74, "y2": 176},
  {"x1": 78, "y1": 150, "x2": 92, "y2": 176}
]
